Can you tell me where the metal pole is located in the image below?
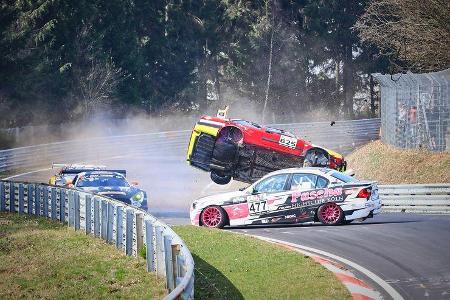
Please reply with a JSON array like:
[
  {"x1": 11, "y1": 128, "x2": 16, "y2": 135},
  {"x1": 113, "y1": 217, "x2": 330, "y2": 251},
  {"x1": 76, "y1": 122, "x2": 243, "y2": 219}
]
[
  {"x1": 59, "y1": 189, "x2": 66, "y2": 222},
  {"x1": 9, "y1": 182, "x2": 15, "y2": 212},
  {"x1": 0, "y1": 182, "x2": 6, "y2": 212},
  {"x1": 125, "y1": 209, "x2": 133, "y2": 256},
  {"x1": 116, "y1": 206, "x2": 123, "y2": 250},
  {"x1": 18, "y1": 183, "x2": 24, "y2": 214},
  {"x1": 85, "y1": 195, "x2": 92, "y2": 234},
  {"x1": 145, "y1": 220, "x2": 155, "y2": 272},
  {"x1": 164, "y1": 235, "x2": 175, "y2": 291},
  {"x1": 51, "y1": 188, "x2": 57, "y2": 220},
  {"x1": 27, "y1": 184, "x2": 33, "y2": 215}
]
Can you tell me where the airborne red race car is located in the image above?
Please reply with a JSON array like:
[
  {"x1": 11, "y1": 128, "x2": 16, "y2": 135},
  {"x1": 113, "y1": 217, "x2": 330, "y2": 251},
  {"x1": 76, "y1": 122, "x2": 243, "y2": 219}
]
[{"x1": 187, "y1": 116, "x2": 347, "y2": 184}]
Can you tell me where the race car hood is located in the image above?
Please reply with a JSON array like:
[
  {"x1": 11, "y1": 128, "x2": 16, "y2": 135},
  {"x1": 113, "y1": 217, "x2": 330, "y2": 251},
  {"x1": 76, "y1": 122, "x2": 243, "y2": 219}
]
[{"x1": 193, "y1": 190, "x2": 247, "y2": 208}]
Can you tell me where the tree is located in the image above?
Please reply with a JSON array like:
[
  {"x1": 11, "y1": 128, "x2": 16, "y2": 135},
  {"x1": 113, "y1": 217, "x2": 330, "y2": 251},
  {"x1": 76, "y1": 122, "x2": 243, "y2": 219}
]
[{"x1": 355, "y1": 0, "x2": 450, "y2": 72}]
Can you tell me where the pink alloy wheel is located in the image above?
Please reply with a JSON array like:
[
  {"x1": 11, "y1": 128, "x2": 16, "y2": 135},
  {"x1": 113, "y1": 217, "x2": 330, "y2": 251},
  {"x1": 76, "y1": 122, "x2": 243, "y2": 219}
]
[
  {"x1": 201, "y1": 207, "x2": 222, "y2": 227},
  {"x1": 320, "y1": 203, "x2": 341, "y2": 224}
]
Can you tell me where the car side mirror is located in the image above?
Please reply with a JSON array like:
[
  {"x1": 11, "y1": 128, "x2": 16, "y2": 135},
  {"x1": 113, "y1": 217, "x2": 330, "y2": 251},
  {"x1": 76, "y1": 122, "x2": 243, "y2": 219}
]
[{"x1": 251, "y1": 187, "x2": 259, "y2": 195}]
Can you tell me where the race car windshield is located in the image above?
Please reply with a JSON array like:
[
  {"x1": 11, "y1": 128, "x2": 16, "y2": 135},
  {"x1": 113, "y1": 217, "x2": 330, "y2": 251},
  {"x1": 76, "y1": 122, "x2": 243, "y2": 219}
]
[
  {"x1": 330, "y1": 171, "x2": 357, "y2": 183},
  {"x1": 77, "y1": 175, "x2": 129, "y2": 187}
]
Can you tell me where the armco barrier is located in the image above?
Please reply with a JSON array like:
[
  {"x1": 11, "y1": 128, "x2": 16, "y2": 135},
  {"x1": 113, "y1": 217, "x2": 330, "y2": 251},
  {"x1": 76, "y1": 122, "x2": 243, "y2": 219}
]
[
  {"x1": 379, "y1": 184, "x2": 450, "y2": 214},
  {"x1": 0, "y1": 118, "x2": 381, "y2": 173},
  {"x1": 0, "y1": 181, "x2": 194, "y2": 299}
]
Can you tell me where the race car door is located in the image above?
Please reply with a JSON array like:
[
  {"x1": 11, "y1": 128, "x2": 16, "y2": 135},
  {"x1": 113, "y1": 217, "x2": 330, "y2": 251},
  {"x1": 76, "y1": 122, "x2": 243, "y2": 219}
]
[{"x1": 245, "y1": 173, "x2": 291, "y2": 224}]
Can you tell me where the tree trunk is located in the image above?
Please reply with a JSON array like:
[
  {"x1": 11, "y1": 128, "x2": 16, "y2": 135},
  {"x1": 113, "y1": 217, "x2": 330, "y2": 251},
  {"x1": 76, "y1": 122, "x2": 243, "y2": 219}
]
[
  {"x1": 342, "y1": 45, "x2": 354, "y2": 118},
  {"x1": 262, "y1": 27, "x2": 274, "y2": 124}
]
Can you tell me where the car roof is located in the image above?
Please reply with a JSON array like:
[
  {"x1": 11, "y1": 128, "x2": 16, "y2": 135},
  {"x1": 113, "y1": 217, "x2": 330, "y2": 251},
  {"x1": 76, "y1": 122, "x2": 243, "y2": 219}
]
[
  {"x1": 263, "y1": 167, "x2": 334, "y2": 177},
  {"x1": 79, "y1": 171, "x2": 125, "y2": 177}
]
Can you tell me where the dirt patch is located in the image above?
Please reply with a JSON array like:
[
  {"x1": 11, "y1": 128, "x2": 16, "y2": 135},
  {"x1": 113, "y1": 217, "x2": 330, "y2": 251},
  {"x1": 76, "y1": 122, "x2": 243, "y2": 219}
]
[{"x1": 347, "y1": 141, "x2": 450, "y2": 184}]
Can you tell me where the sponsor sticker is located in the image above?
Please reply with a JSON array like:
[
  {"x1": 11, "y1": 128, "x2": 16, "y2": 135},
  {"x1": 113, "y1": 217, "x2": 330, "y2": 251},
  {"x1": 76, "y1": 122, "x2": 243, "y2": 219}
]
[{"x1": 279, "y1": 135, "x2": 297, "y2": 149}]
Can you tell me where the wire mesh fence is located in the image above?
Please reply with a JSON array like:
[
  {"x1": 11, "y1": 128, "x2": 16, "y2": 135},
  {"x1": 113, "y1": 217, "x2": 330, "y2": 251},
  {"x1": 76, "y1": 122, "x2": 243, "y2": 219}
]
[{"x1": 373, "y1": 69, "x2": 450, "y2": 151}]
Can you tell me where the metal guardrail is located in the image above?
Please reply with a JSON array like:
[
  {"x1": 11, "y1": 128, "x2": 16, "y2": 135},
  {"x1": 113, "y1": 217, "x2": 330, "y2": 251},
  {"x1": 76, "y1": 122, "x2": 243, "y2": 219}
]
[
  {"x1": 379, "y1": 184, "x2": 450, "y2": 214},
  {"x1": 0, "y1": 181, "x2": 195, "y2": 299},
  {"x1": 0, "y1": 118, "x2": 381, "y2": 173}
]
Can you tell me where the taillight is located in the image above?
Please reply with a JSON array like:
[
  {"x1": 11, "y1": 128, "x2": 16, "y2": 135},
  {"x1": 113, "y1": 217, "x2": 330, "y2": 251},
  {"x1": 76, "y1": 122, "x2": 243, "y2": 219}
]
[{"x1": 357, "y1": 188, "x2": 371, "y2": 199}]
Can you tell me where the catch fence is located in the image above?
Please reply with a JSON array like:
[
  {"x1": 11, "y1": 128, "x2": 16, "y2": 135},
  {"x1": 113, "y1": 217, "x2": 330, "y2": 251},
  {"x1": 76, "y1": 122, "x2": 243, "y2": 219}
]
[
  {"x1": 0, "y1": 181, "x2": 195, "y2": 299},
  {"x1": 373, "y1": 69, "x2": 450, "y2": 151}
]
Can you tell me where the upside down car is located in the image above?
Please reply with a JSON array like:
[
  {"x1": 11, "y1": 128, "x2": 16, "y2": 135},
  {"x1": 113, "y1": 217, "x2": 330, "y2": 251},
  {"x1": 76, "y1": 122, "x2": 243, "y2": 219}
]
[
  {"x1": 187, "y1": 115, "x2": 347, "y2": 184},
  {"x1": 190, "y1": 168, "x2": 381, "y2": 228}
]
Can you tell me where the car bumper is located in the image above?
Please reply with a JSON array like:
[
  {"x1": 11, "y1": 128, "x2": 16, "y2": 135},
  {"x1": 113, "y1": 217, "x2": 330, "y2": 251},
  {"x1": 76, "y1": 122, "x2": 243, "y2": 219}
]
[
  {"x1": 190, "y1": 208, "x2": 200, "y2": 226},
  {"x1": 341, "y1": 198, "x2": 382, "y2": 221}
]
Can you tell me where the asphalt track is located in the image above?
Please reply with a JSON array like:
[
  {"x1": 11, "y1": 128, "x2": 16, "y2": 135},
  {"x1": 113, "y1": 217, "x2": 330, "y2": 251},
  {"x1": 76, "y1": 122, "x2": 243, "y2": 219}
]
[{"x1": 6, "y1": 154, "x2": 450, "y2": 300}]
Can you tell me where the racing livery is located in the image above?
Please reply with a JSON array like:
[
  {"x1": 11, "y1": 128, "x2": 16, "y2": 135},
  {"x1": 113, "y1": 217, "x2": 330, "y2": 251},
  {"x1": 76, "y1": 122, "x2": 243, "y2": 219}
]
[
  {"x1": 190, "y1": 168, "x2": 381, "y2": 228},
  {"x1": 71, "y1": 171, "x2": 148, "y2": 210},
  {"x1": 49, "y1": 164, "x2": 126, "y2": 186},
  {"x1": 187, "y1": 115, "x2": 346, "y2": 185}
]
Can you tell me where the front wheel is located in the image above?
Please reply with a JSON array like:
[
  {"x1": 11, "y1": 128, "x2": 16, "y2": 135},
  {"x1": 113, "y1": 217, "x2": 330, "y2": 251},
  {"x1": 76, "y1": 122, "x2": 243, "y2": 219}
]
[
  {"x1": 210, "y1": 171, "x2": 232, "y2": 185},
  {"x1": 317, "y1": 202, "x2": 344, "y2": 225},
  {"x1": 201, "y1": 206, "x2": 227, "y2": 228}
]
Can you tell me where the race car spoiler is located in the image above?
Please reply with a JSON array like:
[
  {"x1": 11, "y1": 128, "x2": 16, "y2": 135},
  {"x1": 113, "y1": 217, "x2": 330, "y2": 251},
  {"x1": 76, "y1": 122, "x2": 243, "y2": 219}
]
[
  {"x1": 59, "y1": 169, "x2": 127, "y2": 177},
  {"x1": 51, "y1": 163, "x2": 126, "y2": 177}
]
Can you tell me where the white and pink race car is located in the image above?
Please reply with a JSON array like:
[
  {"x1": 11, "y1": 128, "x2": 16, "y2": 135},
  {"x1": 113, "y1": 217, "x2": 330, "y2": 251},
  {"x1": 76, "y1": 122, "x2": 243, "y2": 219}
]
[{"x1": 190, "y1": 168, "x2": 382, "y2": 228}]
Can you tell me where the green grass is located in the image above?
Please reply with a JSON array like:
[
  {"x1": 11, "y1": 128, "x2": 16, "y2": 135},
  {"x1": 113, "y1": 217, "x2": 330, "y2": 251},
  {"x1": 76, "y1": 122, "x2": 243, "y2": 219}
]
[
  {"x1": 0, "y1": 212, "x2": 166, "y2": 299},
  {"x1": 174, "y1": 225, "x2": 351, "y2": 300}
]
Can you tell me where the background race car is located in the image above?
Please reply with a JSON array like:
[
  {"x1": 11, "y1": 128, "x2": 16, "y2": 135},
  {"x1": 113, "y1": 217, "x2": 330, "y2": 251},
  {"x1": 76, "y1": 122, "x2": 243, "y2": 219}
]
[
  {"x1": 190, "y1": 168, "x2": 381, "y2": 228},
  {"x1": 187, "y1": 115, "x2": 346, "y2": 185},
  {"x1": 49, "y1": 163, "x2": 126, "y2": 186},
  {"x1": 72, "y1": 171, "x2": 148, "y2": 210}
]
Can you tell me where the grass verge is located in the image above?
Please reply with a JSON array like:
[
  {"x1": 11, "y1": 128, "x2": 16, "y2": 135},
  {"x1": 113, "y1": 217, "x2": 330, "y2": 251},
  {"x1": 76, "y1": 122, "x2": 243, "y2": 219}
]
[
  {"x1": 347, "y1": 140, "x2": 450, "y2": 184},
  {"x1": 0, "y1": 212, "x2": 166, "y2": 299},
  {"x1": 174, "y1": 225, "x2": 351, "y2": 300}
]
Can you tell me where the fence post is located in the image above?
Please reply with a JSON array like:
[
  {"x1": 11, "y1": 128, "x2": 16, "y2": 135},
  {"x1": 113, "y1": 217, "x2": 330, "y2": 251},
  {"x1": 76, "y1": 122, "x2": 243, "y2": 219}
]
[
  {"x1": 9, "y1": 182, "x2": 15, "y2": 212},
  {"x1": 68, "y1": 191, "x2": 74, "y2": 227},
  {"x1": 34, "y1": 184, "x2": 40, "y2": 216},
  {"x1": 125, "y1": 209, "x2": 133, "y2": 256},
  {"x1": 51, "y1": 188, "x2": 57, "y2": 220},
  {"x1": 18, "y1": 184, "x2": 24, "y2": 214},
  {"x1": 107, "y1": 202, "x2": 114, "y2": 243},
  {"x1": 135, "y1": 213, "x2": 144, "y2": 255},
  {"x1": 116, "y1": 206, "x2": 123, "y2": 250},
  {"x1": 164, "y1": 235, "x2": 175, "y2": 291},
  {"x1": 155, "y1": 226, "x2": 165, "y2": 277},
  {"x1": 27, "y1": 184, "x2": 33, "y2": 215},
  {"x1": 145, "y1": 220, "x2": 155, "y2": 272},
  {"x1": 59, "y1": 189, "x2": 66, "y2": 222},
  {"x1": 0, "y1": 182, "x2": 5, "y2": 212},
  {"x1": 74, "y1": 192, "x2": 80, "y2": 230},
  {"x1": 94, "y1": 198, "x2": 100, "y2": 237},
  {"x1": 101, "y1": 200, "x2": 107, "y2": 240},
  {"x1": 85, "y1": 195, "x2": 92, "y2": 234},
  {"x1": 42, "y1": 186, "x2": 48, "y2": 217}
]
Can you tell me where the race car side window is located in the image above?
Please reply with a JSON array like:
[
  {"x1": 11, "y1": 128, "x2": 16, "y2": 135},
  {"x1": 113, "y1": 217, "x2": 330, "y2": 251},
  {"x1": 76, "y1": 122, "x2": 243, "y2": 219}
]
[
  {"x1": 316, "y1": 176, "x2": 329, "y2": 188},
  {"x1": 290, "y1": 174, "x2": 317, "y2": 191},
  {"x1": 253, "y1": 174, "x2": 289, "y2": 194}
]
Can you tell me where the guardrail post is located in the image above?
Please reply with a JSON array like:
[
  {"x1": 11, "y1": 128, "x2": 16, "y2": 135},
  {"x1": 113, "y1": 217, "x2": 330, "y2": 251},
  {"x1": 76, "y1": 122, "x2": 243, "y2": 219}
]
[
  {"x1": 34, "y1": 184, "x2": 40, "y2": 216},
  {"x1": 107, "y1": 202, "x2": 114, "y2": 243},
  {"x1": 135, "y1": 213, "x2": 144, "y2": 255},
  {"x1": 51, "y1": 188, "x2": 57, "y2": 220},
  {"x1": 101, "y1": 200, "x2": 107, "y2": 240},
  {"x1": 145, "y1": 220, "x2": 155, "y2": 272},
  {"x1": 18, "y1": 184, "x2": 24, "y2": 214},
  {"x1": 27, "y1": 184, "x2": 33, "y2": 215},
  {"x1": 85, "y1": 195, "x2": 92, "y2": 234},
  {"x1": 68, "y1": 191, "x2": 74, "y2": 227},
  {"x1": 94, "y1": 198, "x2": 100, "y2": 237},
  {"x1": 0, "y1": 182, "x2": 5, "y2": 212},
  {"x1": 42, "y1": 186, "x2": 48, "y2": 217},
  {"x1": 164, "y1": 235, "x2": 175, "y2": 291},
  {"x1": 9, "y1": 182, "x2": 15, "y2": 212},
  {"x1": 155, "y1": 226, "x2": 165, "y2": 277},
  {"x1": 74, "y1": 192, "x2": 80, "y2": 230},
  {"x1": 116, "y1": 206, "x2": 123, "y2": 250},
  {"x1": 172, "y1": 244, "x2": 180, "y2": 288},
  {"x1": 59, "y1": 189, "x2": 66, "y2": 222},
  {"x1": 125, "y1": 209, "x2": 133, "y2": 256}
]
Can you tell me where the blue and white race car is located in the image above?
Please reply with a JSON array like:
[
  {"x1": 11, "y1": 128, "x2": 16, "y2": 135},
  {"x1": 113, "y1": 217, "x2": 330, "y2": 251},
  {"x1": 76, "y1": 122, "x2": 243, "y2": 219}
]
[
  {"x1": 190, "y1": 168, "x2": 381, "y2": 228},
  {"x1": 71, "y1": 171, "x2": 148, "y2": 210}
]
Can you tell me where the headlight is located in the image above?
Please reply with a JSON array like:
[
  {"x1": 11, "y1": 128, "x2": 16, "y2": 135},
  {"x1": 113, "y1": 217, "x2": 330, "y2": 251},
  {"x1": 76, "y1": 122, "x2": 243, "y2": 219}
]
[{"x1": 131, "y1": 191, "x2": 145, "y2": 202}]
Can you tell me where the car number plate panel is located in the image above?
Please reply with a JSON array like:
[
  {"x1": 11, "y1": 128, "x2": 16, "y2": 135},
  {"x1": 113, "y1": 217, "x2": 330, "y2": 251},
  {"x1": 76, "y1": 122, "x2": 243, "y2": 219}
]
[{"x1": 279, "y1": 135, "x2": 297, "y2": 149}]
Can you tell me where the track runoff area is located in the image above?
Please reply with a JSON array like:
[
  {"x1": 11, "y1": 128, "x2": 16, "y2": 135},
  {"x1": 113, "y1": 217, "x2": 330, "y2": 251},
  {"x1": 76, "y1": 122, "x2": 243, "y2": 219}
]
[{"x1": 6, "y1": 153, "x2": 450, "y2": 300}]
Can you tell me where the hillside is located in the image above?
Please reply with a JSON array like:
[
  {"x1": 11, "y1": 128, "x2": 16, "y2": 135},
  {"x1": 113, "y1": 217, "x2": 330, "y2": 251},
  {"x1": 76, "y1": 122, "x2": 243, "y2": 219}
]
[{"x1": 347, "y1": 141, "x2": 450, "y2": 184}]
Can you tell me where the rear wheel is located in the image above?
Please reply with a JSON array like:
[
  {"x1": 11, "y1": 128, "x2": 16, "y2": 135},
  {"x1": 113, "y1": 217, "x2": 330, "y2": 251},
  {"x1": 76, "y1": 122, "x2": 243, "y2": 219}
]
[
  {"x1": 317, "y1": 202, "x2": 344, "y2": 225},
  {"x1": 201, "y1": 206, "x2": 227, "y2": 228},
  {"x1": 210, "y1": 171, "x2": 232, "y2": 185}
]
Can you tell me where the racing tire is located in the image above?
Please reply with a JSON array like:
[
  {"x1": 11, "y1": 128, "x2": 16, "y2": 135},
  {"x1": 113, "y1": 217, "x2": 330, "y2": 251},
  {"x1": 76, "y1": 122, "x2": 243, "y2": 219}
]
[
  {"x1": 210, "y1": 171, "x2": 232, "y2": 185},
  {"x1": 200, "y1": 206, "x2": 227, "y2": 228},
  {"x1": 317, "y1": 202, "x2": 344, "y2": 225}
]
